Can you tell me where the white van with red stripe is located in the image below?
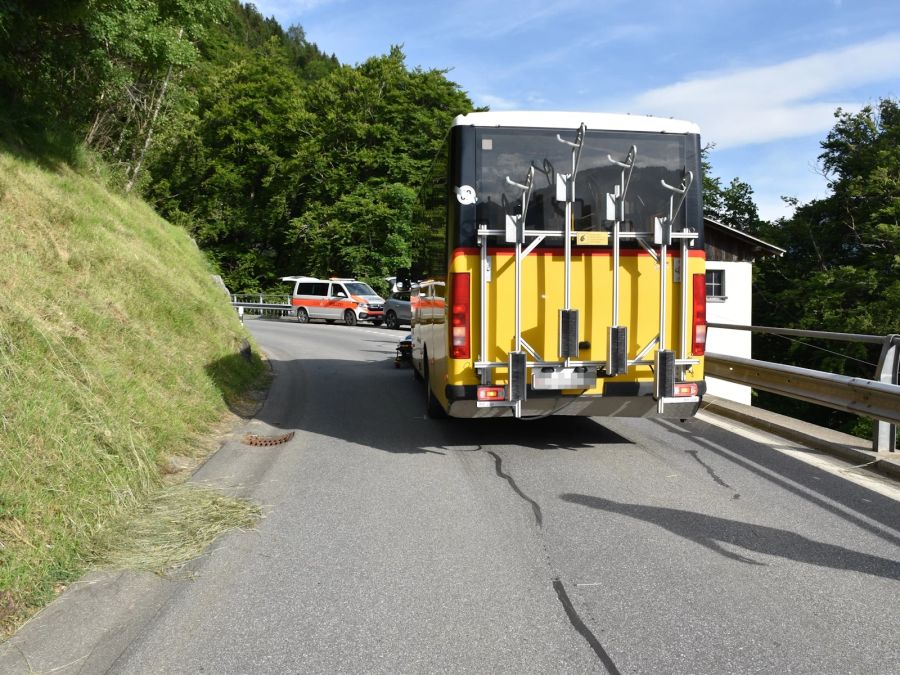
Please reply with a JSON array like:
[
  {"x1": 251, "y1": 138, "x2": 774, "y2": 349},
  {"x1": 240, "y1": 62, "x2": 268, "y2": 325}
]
[{"x1": 282, "y1": 276, "x2": 385, "y2": 326}]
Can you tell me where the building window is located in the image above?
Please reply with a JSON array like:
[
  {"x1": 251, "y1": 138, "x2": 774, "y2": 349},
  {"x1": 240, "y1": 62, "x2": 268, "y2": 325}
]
[{"x1": 706, "y1": 269, "x2": 726, "y2": 300}]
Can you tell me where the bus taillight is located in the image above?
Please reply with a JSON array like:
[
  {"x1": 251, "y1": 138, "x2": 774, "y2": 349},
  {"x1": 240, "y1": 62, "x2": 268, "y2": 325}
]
[
  {"x1": 477, "y1": 386, "x2": 506, "y2": 401},
  {"x1": 450, "y1": 272, "x2": 470, "y2": 359},
  {"x1": 692, "y1": 273, "x2": 707, "y2": 356},
  {"x1": 674, "y1": 382, "x2": 699, "y2": 397}
]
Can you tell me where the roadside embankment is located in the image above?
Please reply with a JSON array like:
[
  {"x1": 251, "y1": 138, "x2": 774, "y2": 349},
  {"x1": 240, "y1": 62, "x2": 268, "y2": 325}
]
[{"x1": 0, "y1": 146, "x2": 266, "y2": 634}]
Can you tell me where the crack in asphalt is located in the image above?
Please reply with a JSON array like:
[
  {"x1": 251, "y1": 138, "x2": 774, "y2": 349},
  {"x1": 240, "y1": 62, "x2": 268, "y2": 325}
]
[
  {"x1": 686, "y1": 449, "x2": 741, "y2": 499},
  {"x1": 487, "y1": 451, "x2": 543, "y2": 527},
  {"x1": 553, "y1": 578, "x2": 621, "y2": 674},
  {"x1": 483, "y1": 451, "x2": 619, "y2": 671}
]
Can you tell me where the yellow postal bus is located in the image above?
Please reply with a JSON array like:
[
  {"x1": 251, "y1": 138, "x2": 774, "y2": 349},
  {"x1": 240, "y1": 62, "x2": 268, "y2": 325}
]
[{"x1": 410, "y1": 111, "x2": 707, "y2": 420}]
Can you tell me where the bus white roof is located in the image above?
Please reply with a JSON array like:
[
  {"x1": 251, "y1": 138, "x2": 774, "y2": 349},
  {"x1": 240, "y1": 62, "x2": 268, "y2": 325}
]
[{"x1": 451, "y1": 111, "x2": 700, "y2": 135}]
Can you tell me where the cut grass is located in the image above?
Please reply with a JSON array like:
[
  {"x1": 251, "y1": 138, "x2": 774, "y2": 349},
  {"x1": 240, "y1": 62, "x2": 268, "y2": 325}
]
[
  {"x1": 89, "y1": 484, "x2": 261, "y2": 575},
  {"x1": 0, "y1": 144, "x2": 267, "y2": 634}
]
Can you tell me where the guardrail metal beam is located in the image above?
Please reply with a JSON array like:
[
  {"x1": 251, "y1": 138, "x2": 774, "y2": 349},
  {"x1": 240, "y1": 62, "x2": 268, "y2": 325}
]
[
  {"x1": 706, "y1": 323, "x2": 890, "y2": 345},
  {"x1": 706, "y1": 352, "x2": 899, "y2": 452}
]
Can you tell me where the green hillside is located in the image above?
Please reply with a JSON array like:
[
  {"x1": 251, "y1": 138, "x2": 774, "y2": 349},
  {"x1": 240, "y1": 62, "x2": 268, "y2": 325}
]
[{"x1": 0, "y1": 146, "x2": 265, "y2": 632}]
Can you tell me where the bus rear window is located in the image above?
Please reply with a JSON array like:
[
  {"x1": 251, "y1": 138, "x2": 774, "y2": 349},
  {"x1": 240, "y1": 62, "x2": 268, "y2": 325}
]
[{"x1": 474, "y1": 128, "x2": 700, "y2": 245}]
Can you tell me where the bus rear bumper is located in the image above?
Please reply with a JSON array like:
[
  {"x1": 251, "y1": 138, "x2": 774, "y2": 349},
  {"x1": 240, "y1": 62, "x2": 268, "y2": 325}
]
[{"x1": 445, "y1": 382, "x2": 705, "y2": 419}]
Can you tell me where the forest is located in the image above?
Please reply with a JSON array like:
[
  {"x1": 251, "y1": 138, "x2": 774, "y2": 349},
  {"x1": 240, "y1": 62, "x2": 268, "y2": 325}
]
[
  {"x1": 1, "y1": 0, "x2": 475, "y2": 293},
  {"x1": 1, "y1": 0, "x2": 897, "y2": 437}
]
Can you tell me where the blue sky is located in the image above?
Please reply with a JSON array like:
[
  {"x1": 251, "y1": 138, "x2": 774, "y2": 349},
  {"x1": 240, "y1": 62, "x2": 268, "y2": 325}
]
[{"x1": 249, "y1": 0, "x2": 900, "y2": 221}]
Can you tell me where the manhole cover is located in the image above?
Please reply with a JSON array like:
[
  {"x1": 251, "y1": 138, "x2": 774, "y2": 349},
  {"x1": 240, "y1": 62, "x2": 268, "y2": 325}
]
[{"x1": 242, "y1": 431, "x2": 295, "y2": 447}]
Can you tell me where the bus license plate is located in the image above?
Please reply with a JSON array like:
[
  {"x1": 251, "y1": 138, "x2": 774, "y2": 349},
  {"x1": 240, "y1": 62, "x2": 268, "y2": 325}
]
[{"x1": 532, "y1": 368, "x2": 597, "y2": 390}]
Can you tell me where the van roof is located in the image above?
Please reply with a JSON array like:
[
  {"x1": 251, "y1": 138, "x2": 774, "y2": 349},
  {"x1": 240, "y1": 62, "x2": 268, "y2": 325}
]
[{"x1": 280, "y1": 276, "x2": 362, "y2": 283}]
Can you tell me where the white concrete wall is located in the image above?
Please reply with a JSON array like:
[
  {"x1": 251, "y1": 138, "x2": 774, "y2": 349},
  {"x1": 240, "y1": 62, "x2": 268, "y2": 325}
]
[{"x1": 705, "y1": 261, "x2": 753, "y2": 405}]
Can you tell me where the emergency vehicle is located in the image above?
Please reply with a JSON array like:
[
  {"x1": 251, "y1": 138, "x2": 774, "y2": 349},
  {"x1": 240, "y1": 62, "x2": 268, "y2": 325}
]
[
  {"x1": 410, "y1": 111, "x2": 707, "y2": 419},
  {"x1": 282, "y1": 276, "x2": 385, "y2": 326}
]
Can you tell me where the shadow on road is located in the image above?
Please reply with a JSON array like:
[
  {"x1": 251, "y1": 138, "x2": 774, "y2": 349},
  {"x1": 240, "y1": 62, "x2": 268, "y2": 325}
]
[
  {"x1": 253, "y1": 350, "x2": 633, "y2": 456},
  {"x1": 657, "y1": 418, "x2": 900, "y2": 544},
  {"x1": 562, "y1": 493, "x2": 900, "y2": 581}
]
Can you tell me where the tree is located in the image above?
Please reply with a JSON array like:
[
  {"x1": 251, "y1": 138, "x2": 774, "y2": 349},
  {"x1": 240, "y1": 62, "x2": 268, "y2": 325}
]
[
  {"x1": 752, "y1": 99, "x2": 900, "y2": 437},
  {"x1": 701, "y1": 144, "x2": 761, "y2": 232},
  {"x1": 145, "y1": 38, "x2": 312, "y2": 291},
  {"x1": 287, "y1": 46, "x2": 474, "y2": 288},
  {"x1": 84, "y1": 0, "x2": 231, "y2": 190},
  {"x1": 0, "y1": 0, "x2": 229, "y2": 171},
  {"x1": 141, "y1": 2, "x2": 341, "y2": 291},
  {"x1": 756, "y1": 99, "x2": 899, "y2": 336}
]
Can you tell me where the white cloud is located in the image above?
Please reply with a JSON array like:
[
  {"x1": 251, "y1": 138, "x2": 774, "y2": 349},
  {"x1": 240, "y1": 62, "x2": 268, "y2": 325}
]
[{"x1": 624, "y1": 34, "x2": 900, "y2": 148}]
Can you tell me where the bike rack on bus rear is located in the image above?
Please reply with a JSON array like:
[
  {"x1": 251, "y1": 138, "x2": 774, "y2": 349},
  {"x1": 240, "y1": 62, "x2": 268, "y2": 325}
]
[{"x1": 473, "y1": 124, "x2": 701, "y2": 418}]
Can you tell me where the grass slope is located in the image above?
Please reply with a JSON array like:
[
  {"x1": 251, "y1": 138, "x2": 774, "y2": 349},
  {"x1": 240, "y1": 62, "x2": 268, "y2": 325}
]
[{"x1": 0, "y1": 147, "x2": 265, "y2": 631}]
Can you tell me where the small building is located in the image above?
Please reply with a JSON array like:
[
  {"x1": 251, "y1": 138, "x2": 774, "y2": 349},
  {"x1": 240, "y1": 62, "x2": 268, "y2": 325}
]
[{"x1": 703, "y1": 217, "x2": 785, "y2": 405}]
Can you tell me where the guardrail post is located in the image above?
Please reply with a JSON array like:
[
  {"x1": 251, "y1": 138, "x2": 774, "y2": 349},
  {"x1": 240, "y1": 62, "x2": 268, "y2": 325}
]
[{"x1": 874, "y1": 335, "x2": 899, "y2": 452}]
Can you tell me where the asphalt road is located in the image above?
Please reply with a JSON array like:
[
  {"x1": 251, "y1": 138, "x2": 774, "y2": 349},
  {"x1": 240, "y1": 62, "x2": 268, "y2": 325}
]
[{"x1": 108, "y1": 317, "x2": 900, "y2": 674}]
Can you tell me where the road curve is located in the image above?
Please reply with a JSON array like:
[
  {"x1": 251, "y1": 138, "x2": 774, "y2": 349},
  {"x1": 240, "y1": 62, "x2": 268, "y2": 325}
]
[{"x1": 109, "y1": 317, "x2": 900, "y2": 674}]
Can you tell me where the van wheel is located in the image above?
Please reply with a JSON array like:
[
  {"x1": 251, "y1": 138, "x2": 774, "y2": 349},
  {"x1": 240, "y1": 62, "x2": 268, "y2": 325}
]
[
  {"x1": 424, "y1": 357, "x2": 447, "y2": 419},
  {"x1": 385, "y1": 310, "x2": 398, "y2": 330},
  {"x1": 296, "y1": 308, "x2": 309, "y2": 324},
  {"x1": 343, "y1": 310, "x2": 357, "y2": 327}
]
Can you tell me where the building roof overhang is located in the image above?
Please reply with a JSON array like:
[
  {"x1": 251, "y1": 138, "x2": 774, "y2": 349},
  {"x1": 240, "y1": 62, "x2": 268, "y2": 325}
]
[{"x1": 703, "y1": 217, "x2": 785, "y2": 259}]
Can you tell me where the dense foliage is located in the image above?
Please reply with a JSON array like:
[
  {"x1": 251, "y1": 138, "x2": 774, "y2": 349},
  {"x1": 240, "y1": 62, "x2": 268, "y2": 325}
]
[
  {"x1": 702, "y1": 145, "x2": 762, "y2": 233},
  {"x1": 1, "y1": 0, "x2": 230, "y2": 169},
  {"x1": 1, "y1": 1, "x2": 473, "y2": 294},
  {"x1": 749, "y1": 100, "x2": 900, "y2": 436}
]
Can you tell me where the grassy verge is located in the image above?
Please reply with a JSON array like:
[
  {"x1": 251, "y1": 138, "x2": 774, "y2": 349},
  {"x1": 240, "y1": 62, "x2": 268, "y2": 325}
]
[{"x1": 0, "y1": 145, "x2": 267, "y2": 634}]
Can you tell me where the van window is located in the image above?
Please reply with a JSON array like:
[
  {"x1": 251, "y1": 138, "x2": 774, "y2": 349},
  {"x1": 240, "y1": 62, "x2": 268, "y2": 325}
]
[
  {"x1": 297, "y1": 282, "x2": 329, "y2": 296},
  {"x1": 330, "y1": 284, "x2": 347, "y2": 298},
  {"x1": 345, "y1": 282, "x2": 377, "y2": 296}
]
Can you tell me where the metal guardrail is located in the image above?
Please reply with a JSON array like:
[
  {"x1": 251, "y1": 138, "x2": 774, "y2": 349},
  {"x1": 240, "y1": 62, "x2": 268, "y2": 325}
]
[
  {"x1": 231, "y1": 294, "x2": 293, "y2": 319},
  {"x1": 706, "y1": 324, "x2": 899, "y2": 453}
]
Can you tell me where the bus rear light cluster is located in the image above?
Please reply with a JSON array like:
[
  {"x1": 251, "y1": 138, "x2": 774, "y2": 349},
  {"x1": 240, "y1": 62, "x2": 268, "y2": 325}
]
[
  {"x1": 674, "y1": 383, "x2": 699, "y2": 397},
  {"x1": 450, "y1": 272, "x2": 471, "y2": 359},
  {"x1": 691, "y1": 273, "x2": 707, "y2": 356},
  {"x1": 477, "y1": 386, "x2": 506, "y2": 402}
]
